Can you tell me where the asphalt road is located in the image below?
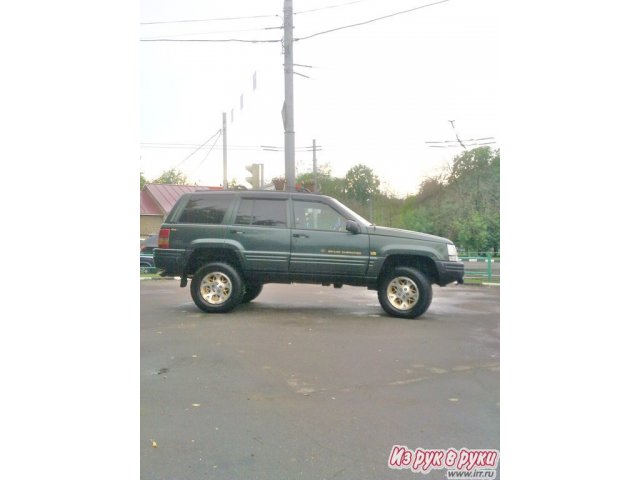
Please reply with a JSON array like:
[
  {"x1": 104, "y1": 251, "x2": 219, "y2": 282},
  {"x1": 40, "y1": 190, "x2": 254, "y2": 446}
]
[{"x1": 141, "y1": 280, "x2": 500, "y2": 480}]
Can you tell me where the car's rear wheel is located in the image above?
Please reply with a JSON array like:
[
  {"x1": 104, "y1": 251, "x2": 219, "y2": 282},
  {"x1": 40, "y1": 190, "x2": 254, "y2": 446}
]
[
  {"x1": 242, "y1": 283, "x2": 263, "y2": 303},
  {"x1": 377, "y1": 266, "x2": 432, "y2": 318},
  {"x1": 190, "y1": 262, "x2": 244, "y2": 313}
]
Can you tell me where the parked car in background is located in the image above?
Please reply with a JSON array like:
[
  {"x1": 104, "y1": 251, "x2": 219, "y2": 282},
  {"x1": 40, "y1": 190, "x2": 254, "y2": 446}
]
[
  {"x1": 140, "y1": 234, "x2": 158, "y2": 254},
  {"x1": 140, "y1": 253, "x2": 155, "y2": 268},
  {"x1": 140, "y1": 234, "x2": 158, "y2": 271}
]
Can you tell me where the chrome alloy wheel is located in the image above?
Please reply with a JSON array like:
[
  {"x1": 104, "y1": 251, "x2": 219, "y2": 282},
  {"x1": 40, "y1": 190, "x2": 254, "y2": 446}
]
[
  {"x1": 200, "y1": 271, "x2": 232, "y2": 305},
  {"x1": 386, "y1": 276, "x2": 419, "y2": 311}
]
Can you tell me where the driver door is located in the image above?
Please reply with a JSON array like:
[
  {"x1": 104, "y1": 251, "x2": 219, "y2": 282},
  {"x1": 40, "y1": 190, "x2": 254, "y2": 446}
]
[{"x1": 289, "y1": 199, "x2": 369, "y2": 276}]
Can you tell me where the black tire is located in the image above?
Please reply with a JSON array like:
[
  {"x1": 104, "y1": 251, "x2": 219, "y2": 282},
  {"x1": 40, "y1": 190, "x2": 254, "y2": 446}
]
[
  {"x1": 377, "y1": 266, "x2": 432, "y2": 319},
  {"x1": 241, "y1": 283, "x2": 263, "y2": 303},
  {"x1": 190, "y1": 262, "x2": 244, "y2": 313}
]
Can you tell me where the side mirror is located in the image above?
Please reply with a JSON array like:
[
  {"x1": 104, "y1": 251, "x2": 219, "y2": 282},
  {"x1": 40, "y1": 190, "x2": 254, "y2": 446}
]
[{"x1": 345, "y1": 220, "x2": 361, "y2": 234}]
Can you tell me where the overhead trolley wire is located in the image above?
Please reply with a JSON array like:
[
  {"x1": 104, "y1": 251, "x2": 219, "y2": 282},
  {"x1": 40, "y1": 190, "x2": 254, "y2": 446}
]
[
  {"x1": 295, "y1": 0, "x2": 450, "y2": 41},
  {"x1": 294, "y1": 0, "x2": 368, "y2": 16}
]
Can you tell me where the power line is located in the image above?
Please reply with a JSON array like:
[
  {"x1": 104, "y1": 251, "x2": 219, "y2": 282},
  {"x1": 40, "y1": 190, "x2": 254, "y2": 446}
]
[
  {"x1": 142, "y1": 145, "x2": 266, "y2": 151},
  {"x1": 141, "y1": 0, "x2": 372, "y2": 24},
  {"x1": 193, "y1": 132, "x2": 223, "y2": 173},
  {"x1": 141, "y1": 38, "x2": 281, "y2": 44},
  {"x1": 294, "y1": 0, "x2": 368, "y2": 16},
  {"x1": 425, "y1": 137, "x2": 495, "y2": 144},
  {"x1": 141, "y1": 1, "x2": 450, "y2": 44},
  {"x1": 141, "y1": 26, "x2": 282, "y2": 41},
  {"x1": 142, "y1": 143, "x2": 322, "y2": 152},
  {"x1": 173, "y1": 130, "x2": 221, "y2": 169},
  {"x1": 426, "y1": 142, "x2": 496, "y2": 148},
  {"x1": 295, "y1": 0, "x2": 450, "y2": 41},
  {"x1": 141, "y1": 13, "x2": 279, "y2": 26}
]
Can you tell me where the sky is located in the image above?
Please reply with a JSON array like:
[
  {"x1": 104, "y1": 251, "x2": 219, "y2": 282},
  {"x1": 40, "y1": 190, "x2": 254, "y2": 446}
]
[{"x1": 140, "y1": 0, "x2": 499, "y2": 196}]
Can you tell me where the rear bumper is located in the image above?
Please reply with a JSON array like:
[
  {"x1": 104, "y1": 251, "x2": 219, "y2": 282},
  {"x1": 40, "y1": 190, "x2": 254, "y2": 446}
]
[
  {"x1": 153, "y1": 249, "x2": 185, "y2": 276},
  {"x1": 434, "y1": 260, "x2": 465, "y2": 286}
]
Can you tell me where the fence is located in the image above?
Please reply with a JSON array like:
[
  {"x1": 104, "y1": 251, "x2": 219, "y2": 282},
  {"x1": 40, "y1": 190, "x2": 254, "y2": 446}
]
[{"x1": 459, "y1": 254, "x2": 500, "y2": 283}]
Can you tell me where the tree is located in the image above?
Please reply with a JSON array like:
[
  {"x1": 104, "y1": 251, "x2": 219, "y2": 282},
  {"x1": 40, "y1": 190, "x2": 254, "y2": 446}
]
[
  {"x1": 153, "y1": 169, "x2": 189, "y2": 185},
  {"x1": 344, "y1": 164, "x2": 380, "y2": 205},
  {"x1": 296, "y1": 172, "x2": 319, "y2": 192},
  {"x1": 140, "y1": 172, "x2": 148, "y2": 190},
  {"x1": 394, "y1": 147, "x2": 499, "y2": 251},
  {"x1": 455, "y1": 212, "x2": 489, "y2": 253}
]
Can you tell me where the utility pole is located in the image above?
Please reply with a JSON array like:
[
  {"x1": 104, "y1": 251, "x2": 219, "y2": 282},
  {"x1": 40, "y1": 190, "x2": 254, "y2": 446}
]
[
  {"x1": 312, "y1": 138, "x2": 318, "y2": 192},
  {"x1": 222, "y1": 112, "x2": 228, "y2": 188},
  {"x1": 283, "y1": 0, "x2": 296, "y2": 191}
]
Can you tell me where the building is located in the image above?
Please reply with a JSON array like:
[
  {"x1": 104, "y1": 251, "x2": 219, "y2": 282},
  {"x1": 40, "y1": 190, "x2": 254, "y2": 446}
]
[{"x1": 140, "y1": 183, "x2": 222, "y2": 238}]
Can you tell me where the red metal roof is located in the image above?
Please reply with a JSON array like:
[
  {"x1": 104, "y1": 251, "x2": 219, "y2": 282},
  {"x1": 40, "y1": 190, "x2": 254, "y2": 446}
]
[
  {"x1": 141, "y1": 184, "x2": 223, "y2": 216},
  {"x1": 140, "y1": 190, "x2": 162, "y2": 215}
]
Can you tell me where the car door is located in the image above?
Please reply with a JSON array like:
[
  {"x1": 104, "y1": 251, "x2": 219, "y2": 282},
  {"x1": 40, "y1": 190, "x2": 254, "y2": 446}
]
[
  {"x1": 228, "y1": 195, "x2": 291, "y2": 273},
  {"x1": 289, "y1": 198, "x2": 369, "y2": 276}
]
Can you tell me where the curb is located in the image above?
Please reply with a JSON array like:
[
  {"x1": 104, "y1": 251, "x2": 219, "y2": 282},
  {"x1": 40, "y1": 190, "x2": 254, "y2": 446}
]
[{"x1": 140, "y1": 276, "x2": 180, "y2": 281}]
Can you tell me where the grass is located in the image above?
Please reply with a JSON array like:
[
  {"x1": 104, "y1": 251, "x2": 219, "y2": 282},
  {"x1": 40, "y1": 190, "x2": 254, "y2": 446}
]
[
  {"x1": 140, "y1": 273, "x2": 161, "y2": 279},
  {"x1": 463, "y1": 276, "x2": 500, "y2": 285}
]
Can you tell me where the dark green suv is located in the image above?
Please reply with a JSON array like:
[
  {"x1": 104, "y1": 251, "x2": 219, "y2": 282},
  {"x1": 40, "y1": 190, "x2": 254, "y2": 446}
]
[{"x1": 153, "y1": 190, "x2": 464, "y2": 318}]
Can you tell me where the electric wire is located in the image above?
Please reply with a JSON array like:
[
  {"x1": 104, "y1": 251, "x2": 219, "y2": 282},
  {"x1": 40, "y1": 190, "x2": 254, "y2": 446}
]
[
  {"x1": 141, "y1": 1, "x2": 449, "y2": 44},
  {"x1": 294, "y1": 0, "x2": 368, "y2": 16},
  {"x1": 193, "y1": 131, "x2": 223, "y2": 173},
  {"x1": 426, "y1": 141, "x2": 496, "y2": 148},
  {"x1": 173, "y1": 130, "x2": 221, "y2": 169},
  {"x1": 141, "y1": 38, "x2": 281, "y2": 44},
  {"x1": 142, "y1": 26, "x2": 282, "y2": 41},
  {"x1": 141, "y1": 13, "x2": 279, "y2": 26},
  {"x1": 141, "y1": 0, "x2": 373, "y2": 24},
  {"x1": 295, "y1": 0, "x2": 449, "y2": 41}
]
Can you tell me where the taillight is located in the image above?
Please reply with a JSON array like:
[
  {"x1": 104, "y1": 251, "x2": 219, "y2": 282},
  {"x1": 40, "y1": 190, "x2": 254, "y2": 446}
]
[{"x1": 158, "y1": 228, "x2": 170, "y2": 249}]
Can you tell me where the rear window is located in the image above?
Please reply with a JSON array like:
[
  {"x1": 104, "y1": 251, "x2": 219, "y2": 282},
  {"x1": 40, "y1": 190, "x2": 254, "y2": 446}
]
[{"x1": 177, "y1": 194, "x2": 234, "y2": 224}]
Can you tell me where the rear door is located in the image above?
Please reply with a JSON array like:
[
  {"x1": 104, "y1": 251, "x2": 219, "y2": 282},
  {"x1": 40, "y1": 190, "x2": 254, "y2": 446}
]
[
  {"x1": 228, "y1": 195, "x2": 291, "y2": 273},
  {"x1": 289, "y1": 198, "x2": 369, "y2": 276}
]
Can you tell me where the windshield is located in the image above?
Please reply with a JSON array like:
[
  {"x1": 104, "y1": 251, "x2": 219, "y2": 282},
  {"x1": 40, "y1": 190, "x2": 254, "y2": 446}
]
[{"x1": 332, "y1": 198, "x2": 372, "y2": 226}]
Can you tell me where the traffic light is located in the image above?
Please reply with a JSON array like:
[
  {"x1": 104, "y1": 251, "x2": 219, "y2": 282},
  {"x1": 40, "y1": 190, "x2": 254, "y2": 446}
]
[{"x1": 245, "y1": 163, "x2": 262, "y2": 189}]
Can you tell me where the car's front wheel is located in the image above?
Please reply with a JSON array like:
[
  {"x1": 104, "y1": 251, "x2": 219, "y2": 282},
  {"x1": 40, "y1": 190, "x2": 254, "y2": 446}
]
[
  {"x1": 377, "y1": 266, "x2": 432, "y2": 318},
  {"x1": 190, "y1": 262, "x2": 244, "y2": 313}
]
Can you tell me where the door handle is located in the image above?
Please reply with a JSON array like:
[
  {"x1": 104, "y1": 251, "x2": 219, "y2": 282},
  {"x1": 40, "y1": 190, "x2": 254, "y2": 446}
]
[
  {"x1": 293, "y1": 233, "x2": 309, "y2": 238},
  {"x1": 230, "y1": 230, "x2": 245, "y2": 235}
]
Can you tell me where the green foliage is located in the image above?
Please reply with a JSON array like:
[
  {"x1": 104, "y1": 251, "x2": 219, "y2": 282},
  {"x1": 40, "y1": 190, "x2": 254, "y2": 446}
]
[
  {"x1": 153, "y1": 168, "x2": 189, "y2": 185},
  {"x1": 140, "y1": 172, "x2": 148, "y2": 191},
  {"x1": 397, "y1": 147, "x2": 500, "y2": 252},
  {"x1": 296, "y1": 172, "x2": 320, "y2": 192},
  {"x1": 318, "y1": 176, "x2": 347, "y2": 199},
  {"x1": 455, "y1": 212, "x2": 489, "y2": 253},
  {"x1": 400, "y1": 205, "x2": 435, "y2": 233},
  {"x1": 344, "y1": 164, "x2": 380, "y2": 205}
]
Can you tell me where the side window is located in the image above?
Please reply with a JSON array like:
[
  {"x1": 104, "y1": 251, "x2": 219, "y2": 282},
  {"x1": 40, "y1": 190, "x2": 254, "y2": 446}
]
[
  {"x1": 293, "y1": 201, "x2": 347, "y2": 232},
  {"x1": 233, "y1": 199, "x2": 287, "y2": 228},
  {"x1": 178, "y1": 194, "x2": 234, "y2": 224},
  {"x1": 234, "y1": 199, "x2": 253, "y2": 225}
]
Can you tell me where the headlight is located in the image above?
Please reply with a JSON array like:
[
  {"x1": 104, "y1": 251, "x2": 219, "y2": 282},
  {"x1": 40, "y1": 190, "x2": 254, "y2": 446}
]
[{"x1": 447, "y1": 244, "x2": 459, "y2": 262}]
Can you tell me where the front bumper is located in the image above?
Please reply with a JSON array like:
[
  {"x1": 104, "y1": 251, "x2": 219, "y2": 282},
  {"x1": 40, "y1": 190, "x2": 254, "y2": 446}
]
[{"x1": 434, "y1": 260, "x2": 465, "y2": 286}]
